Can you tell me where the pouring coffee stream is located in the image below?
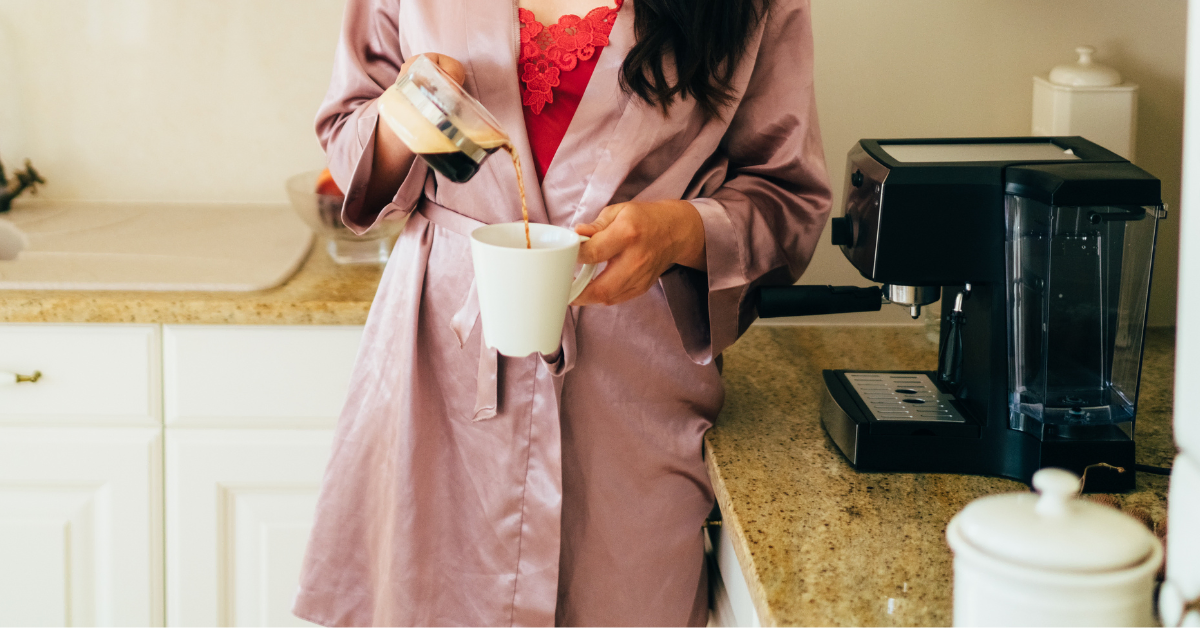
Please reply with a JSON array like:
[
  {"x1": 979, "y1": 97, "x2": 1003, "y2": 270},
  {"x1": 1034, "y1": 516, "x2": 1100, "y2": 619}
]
[{"x1": 505, "y1": 145, "x2": 532, "y2": 250}]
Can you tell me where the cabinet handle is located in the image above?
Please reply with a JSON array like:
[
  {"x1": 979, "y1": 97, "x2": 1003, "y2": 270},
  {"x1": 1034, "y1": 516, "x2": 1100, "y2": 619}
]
[{"x1": 1, "y1": 370, "x2": 41, "y2": 385}]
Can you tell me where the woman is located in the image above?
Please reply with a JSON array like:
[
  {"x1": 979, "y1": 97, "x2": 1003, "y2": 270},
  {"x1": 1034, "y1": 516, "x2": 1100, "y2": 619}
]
[{"x1": 294, "y1": 0, "x2": 830, "y2": 625}]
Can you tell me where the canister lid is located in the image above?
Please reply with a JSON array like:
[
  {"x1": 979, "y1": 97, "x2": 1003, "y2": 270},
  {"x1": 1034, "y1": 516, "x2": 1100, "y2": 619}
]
[
  {"x1": 953, "y1": 469, "x2": 1156, "y2": 573},
  {"x1": 1049, "y1": 46, "x2": 1123, "y2": 87}
]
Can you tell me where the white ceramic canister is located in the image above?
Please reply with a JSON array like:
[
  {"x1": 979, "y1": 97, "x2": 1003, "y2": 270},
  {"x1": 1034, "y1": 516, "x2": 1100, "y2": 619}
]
[
  {"x1": 1032, "y1": 46, "x2": 1138, "y2": 160},
  {"x1": 946, "y1": 468, "x2": 1163, "y2": 627}
]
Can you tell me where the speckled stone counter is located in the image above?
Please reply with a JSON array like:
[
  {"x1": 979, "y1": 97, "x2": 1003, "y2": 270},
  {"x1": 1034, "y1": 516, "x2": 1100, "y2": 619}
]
[
  {"x1": 0, "y1": 239, "x2": 383, "y2": 325},
  {"x1": 706, "y1": 325, "x2": 1175, "y2": 627}
]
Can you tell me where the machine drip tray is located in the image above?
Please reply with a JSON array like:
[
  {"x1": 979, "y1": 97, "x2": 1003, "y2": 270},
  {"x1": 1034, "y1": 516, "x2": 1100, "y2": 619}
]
[{"x1": 844, "y1": 373, "x2": 967, "y2": 423}]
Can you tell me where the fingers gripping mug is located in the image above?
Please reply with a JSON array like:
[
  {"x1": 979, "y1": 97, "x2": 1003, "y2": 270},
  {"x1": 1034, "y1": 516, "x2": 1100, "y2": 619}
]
[{"x1": 469, "y1": 223, "x2": 598, "y2": 357}]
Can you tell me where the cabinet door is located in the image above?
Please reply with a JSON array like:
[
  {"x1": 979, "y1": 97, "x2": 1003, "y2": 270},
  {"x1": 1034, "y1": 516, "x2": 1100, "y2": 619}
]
[
  {"x1": 163, "y1": 325, "x2": 361, "y2": 429},
  {"x1": 166, "y1": 429, "x2": 332, "y2": 627},
  {"x1": 0, "y1": 427, "x2": 163, "y2": 627},
  {"x1": 709, "y1": 523, "x2": 762, "y2": 628}
]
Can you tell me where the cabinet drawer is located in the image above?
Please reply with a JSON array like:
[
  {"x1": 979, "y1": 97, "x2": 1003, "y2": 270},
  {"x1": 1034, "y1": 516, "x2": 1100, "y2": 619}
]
[
  {"x1": 0, "y1": 324, "x2": 160, "y2": 425},
  {"x1": 164, "y1": 325, "x2": 363, "y2": 427}
]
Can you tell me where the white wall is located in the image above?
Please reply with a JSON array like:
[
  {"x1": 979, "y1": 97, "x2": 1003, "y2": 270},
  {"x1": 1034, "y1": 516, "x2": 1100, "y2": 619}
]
[
  {"x1": 0, "y1": 0, "x2": 1185, "y2": 325},
  {"x1": 0, "y1": 0, "x2": 344, "y2": 203}
]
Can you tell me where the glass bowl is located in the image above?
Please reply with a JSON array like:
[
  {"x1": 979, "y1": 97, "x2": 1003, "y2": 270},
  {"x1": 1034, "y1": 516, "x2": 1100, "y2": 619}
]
[{"x1": 285, "y1": 170, "x2": 406, "y2": 264}]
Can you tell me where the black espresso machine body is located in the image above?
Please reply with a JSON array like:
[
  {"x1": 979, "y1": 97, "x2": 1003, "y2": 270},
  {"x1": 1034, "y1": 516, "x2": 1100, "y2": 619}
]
[{"x1": 760, "y1": 137, "x2": 1164, "y2": 491}]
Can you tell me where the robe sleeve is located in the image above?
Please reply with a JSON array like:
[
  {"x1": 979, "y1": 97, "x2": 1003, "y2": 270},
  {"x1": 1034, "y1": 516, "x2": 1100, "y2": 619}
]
[
  {"x1": 316, "y1": 0, "x2": 429, "y2": 235},
  {"x1": 660, "y1": 0, "x2": 832, "y2": 365}
]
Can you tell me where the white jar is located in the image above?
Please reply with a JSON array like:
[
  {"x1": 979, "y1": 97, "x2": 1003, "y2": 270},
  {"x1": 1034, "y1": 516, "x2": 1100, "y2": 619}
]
[
  {"x1": 946, "y1": 468, "x2": 1163, "y2": 627},
  {"x1": 1032, "y1": 46, "x2": 1138, "y2": 160}
]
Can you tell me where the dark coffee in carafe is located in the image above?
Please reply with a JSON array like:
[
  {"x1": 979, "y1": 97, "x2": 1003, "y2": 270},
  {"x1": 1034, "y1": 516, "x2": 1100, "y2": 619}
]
[{"x1": 419, "y1": 150, "x2": 493, "y2": 183}]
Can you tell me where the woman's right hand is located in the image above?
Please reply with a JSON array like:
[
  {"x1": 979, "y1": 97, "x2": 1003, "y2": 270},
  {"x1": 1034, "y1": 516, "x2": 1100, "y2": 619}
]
[{"x1": 366, "y1": 53, "x2": 467, "y2": 214}]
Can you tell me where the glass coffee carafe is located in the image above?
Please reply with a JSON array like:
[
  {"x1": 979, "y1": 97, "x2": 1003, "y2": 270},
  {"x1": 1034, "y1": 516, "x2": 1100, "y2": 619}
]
[{"x1": 378, "y1": 55, "x2": 510, "y2": 183}]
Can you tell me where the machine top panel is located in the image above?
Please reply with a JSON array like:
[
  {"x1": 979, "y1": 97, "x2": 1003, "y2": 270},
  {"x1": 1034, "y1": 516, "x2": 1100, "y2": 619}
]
[{"x1": 879, "y1": 142, "x2": 1082, "y2": 163}]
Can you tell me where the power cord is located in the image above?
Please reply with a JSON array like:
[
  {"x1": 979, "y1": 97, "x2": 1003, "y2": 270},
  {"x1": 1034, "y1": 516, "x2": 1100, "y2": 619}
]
[{"x1": 1135, "y1": 463, "x2": 1173, "y2": 475}]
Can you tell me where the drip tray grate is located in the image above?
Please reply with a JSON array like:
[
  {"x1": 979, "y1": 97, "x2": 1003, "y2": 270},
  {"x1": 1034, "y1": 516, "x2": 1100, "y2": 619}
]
[{"x1": 844, "y1": 372, "x2": 967, "y2": 423}]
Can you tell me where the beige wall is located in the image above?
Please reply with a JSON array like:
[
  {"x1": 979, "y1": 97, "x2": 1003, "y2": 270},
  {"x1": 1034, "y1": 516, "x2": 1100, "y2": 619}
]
[
  {"x1": 0, "y1": 0, "x2": 1184, "y2": 324},
  {"x1": 801, "y1": 0, "x2": 1186, "y2": 327},
  {"x1": 0, "y1": 0, "x2": 344, "y2": 204}
]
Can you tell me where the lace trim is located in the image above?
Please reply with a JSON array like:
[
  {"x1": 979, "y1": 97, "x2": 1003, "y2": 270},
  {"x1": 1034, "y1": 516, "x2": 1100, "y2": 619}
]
[{"x1": 518, "y1": 0, "x2": 622, "y2": 115}]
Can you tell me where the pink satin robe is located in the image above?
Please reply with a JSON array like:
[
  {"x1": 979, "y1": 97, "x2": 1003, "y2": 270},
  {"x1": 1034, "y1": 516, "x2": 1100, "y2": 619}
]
[{"x1": 293, "y1": 0, "x2": 831, "y2": 625}]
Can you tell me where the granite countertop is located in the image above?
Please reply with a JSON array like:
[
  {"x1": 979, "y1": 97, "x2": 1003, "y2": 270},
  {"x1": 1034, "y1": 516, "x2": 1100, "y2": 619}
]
[
  {"x1": 2, "y1": 251, "x2": 1174, "y2": 625},
  {"x1": 706, "y1": 325, "x2": 1175, "y2": 627},
  {"x1": 0, "y1": 239, "x2": 382, "y2": 325}
]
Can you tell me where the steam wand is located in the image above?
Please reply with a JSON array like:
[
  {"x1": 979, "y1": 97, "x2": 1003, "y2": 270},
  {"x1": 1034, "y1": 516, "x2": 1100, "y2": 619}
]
[
  {"x1": 938, "y1": 284, "x2": 971, "y2": 386},
  {"x1": 0, "y1": 156, "x2": 46, "y2": 213}
]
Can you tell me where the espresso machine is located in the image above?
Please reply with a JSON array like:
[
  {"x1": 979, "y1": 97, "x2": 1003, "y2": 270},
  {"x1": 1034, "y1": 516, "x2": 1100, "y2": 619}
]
[{"x1": 758, "y1": 137, "x2": 1164, "y2": 491}]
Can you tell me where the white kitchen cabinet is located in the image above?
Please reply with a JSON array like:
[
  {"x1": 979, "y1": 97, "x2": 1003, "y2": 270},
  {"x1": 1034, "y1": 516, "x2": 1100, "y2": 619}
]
[
  {"x1": 163, "y1": 325, "x2": 362, "y2": 429},
  {"x1": 0, "y1": 324, "x2": 160, "y2": 427},
  {"x1": 1162, "y1": 453, "x2": 1200, "y2": 626},
  {"x1": 708, "y1": 522, "x2": 762, "y2": 628},
  {"x1": 165, "y1": 429, "x2": 333, "y2": 627},
  {"x1": 161, "y1": 324, "x2": 360, "y2": 626},
  {"x1": 0, "y1": 322, "x2": 359, "y2": 627},
  {"x1": 0, "y1": 427, "x2": 163, "y2": 627}
]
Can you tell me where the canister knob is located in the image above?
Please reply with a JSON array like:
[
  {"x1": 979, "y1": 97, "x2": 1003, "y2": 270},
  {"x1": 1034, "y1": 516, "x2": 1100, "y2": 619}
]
[{"x1": 1032, "y1": 468, "x2": 1081, "y2": 517}]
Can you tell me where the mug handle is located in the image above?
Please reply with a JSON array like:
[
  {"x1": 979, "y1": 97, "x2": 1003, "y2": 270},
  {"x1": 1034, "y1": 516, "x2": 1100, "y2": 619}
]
[{"x1": 568, "y1": 236, "x2": 599, "y2": 303}]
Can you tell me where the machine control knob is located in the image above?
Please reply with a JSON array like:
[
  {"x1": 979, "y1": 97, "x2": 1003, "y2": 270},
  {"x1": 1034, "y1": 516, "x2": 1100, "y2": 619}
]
[
  {"x1": 830, "y1": 216, "x2": 855, "y2": 247},
  {"x1": 850, "y1": 170, "x2": 864, "y2": 187}
]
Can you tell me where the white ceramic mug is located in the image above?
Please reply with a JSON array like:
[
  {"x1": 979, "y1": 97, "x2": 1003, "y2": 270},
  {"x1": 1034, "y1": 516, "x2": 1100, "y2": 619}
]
[{"x1": 469, "y1": 222, "x2": 598, "y2": 357}]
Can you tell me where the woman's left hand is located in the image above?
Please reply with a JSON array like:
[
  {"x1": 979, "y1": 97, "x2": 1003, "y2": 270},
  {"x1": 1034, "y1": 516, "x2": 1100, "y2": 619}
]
[{"x1": 571, "y1": 200, "x2": 707, "y2": 306}]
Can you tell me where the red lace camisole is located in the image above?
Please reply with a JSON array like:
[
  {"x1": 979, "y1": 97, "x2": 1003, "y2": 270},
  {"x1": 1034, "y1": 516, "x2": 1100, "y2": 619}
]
[{"x1": 518, "y1": 0, "x2": 622, "y2": 181}]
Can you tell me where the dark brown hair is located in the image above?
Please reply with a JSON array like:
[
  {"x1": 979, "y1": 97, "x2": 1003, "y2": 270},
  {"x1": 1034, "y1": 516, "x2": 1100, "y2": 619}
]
[{"x1": 620, "y1": 0, "x2": 770, "y2": 117}]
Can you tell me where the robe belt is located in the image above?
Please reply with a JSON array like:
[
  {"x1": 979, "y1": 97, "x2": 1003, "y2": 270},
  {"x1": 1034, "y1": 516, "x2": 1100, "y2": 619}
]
[{"x1": 414, "y1": 189, "x2": 579, "y2": 422}]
